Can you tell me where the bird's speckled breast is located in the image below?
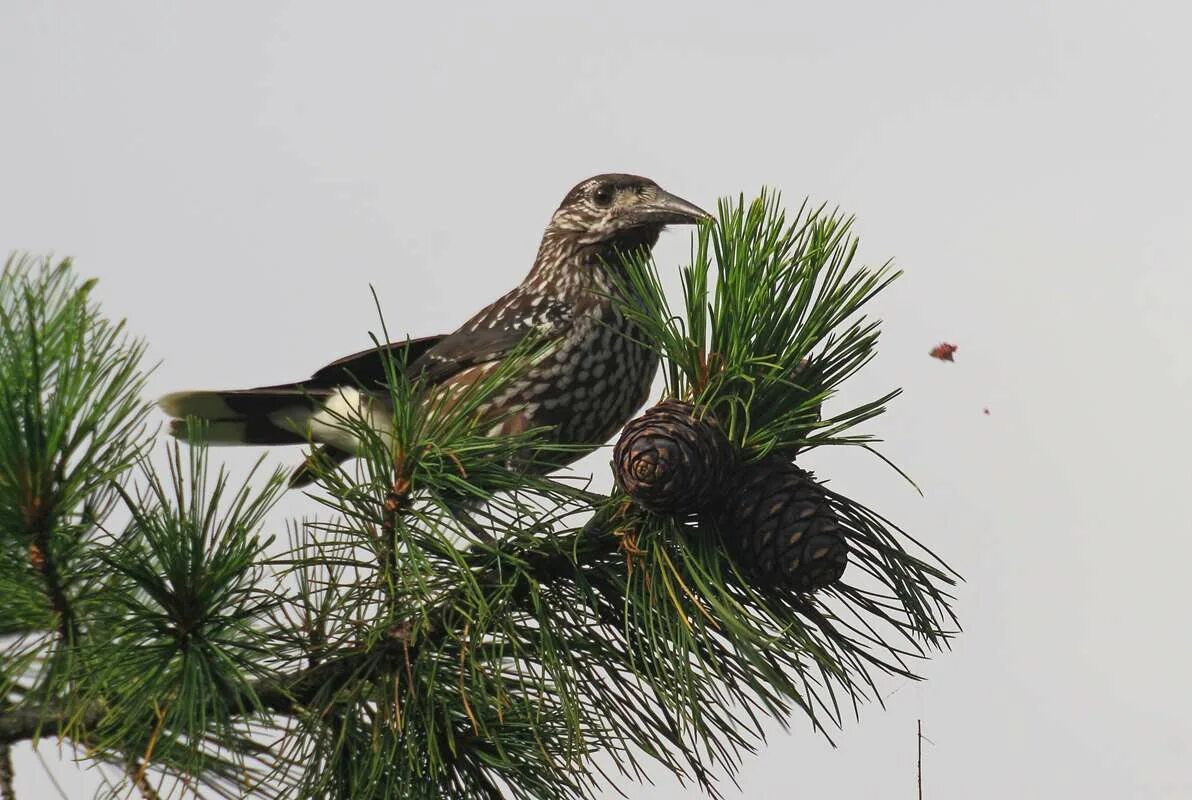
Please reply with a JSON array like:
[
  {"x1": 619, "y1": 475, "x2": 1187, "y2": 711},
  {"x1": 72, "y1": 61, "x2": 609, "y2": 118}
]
[
  {"x1": 499, "y1": 297, "x2": 658, "y2": 457},
  {"x1": 545, "y1": 301, "x2": 657, "y2": 442}
]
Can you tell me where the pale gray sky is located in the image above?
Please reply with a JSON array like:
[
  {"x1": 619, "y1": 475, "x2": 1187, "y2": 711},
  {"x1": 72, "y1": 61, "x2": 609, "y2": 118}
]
[{"x1": 2, "y1": 1, "x2": 1191, "y2": 798}]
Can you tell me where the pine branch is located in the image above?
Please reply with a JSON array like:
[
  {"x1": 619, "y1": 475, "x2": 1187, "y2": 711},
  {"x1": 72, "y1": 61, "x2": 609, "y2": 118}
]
[
  {"x1": 0, "y1": 742, "x2": 14, "y2": 800},
  {"x1": 0, "y1": 702, "x2": 99, "y2": 744},
  {"x1": 0, "y1": 467, "x2": 950, "y2": 796},
  {"x1": 0, "y1": 508, "x2": 616, "y2": 741},
  {"x1": 0, "y1": 196, "x2": 961, "y2": 800},
  {"x1": 27, "y1": 527, "x2": 76, "y2": 645},
  {"x1": 0, "y1": 659, "x2": 330, "y2": 744},
  {"x1": 0, "y1": 253, "x2": 152, "y2": 688},
  {"x1": 127, "y1": 759, "x2": 161, "y2": 800}
]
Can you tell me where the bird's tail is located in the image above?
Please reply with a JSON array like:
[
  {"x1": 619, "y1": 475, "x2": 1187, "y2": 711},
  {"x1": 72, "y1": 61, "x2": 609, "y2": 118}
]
[
  {"x1": 159, "y1": 387, "x2": 326, "y2": 446},
  {"x1": 160, "y1": 386, "x2": 364, "y2": 486}
]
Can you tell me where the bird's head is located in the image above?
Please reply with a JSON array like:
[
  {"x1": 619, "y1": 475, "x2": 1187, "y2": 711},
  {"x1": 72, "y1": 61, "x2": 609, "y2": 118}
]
[{"x1": 548, "y1": 174, "x2": 710, "y2": 248}]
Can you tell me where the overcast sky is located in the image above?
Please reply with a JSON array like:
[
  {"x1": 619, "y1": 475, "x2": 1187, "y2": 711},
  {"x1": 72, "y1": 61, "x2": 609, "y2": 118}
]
[{"x1": 3, "y1": 1, "x2": 1191, "y2": 798}]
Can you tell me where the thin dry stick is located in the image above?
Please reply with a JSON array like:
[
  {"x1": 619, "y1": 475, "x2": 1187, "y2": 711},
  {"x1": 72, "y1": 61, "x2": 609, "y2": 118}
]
[{"x1": 917, "y1": 719, "x2": 923, "y2": 800}]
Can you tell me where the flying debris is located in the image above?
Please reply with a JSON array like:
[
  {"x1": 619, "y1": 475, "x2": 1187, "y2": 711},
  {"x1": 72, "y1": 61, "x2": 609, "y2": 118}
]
[{"x1": 929, "y1": 342, "x2": 957, "y2": 362}]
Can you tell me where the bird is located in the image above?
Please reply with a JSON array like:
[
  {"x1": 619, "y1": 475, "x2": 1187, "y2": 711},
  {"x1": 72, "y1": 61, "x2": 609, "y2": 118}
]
[{"x1": 159, "y1": 174, "x2": 710, "y2": 488}]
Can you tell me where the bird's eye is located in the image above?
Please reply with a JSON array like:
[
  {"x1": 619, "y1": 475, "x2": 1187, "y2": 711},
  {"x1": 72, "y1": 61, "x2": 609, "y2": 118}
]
[{"x1": 592, "y1": 185, "x2": 613, "y2": 207}]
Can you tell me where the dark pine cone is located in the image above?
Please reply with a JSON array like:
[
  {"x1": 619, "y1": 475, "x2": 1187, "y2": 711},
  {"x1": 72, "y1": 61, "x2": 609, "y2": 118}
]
[
  {"x1": 613, "y1": 399, "x2": 737, "y2": 515},
  {"x1": 712, "y1": 457, "x2": 847, "y2": 593}
]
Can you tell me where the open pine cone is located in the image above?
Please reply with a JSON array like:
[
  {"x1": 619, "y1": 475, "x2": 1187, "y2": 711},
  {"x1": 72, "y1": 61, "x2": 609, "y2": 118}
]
[
  {"x1": 613, "y1": 400, "x2": 736, "y2": 515},
  {"x1": 711, "y1": 456, "x2": 847, "y2": 592}
]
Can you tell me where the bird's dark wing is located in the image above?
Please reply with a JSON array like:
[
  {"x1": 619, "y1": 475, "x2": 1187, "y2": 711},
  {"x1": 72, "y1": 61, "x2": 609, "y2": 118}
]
[
  {"x1": 302, "y1": 334, "x2": 447, "y2": 389},
  {"x1": 291, "y1": 293, "x2": 570, "y2": 392},
  {"x1": 411, "y1": 296, "x2": 572, "y2": 385},
  {"x1": 411, "y1": 326, "x2": 541, "y2": 385}
]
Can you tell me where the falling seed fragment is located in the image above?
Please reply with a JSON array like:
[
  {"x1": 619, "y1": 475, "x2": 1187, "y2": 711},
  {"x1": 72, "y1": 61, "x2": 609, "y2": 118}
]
[
  {"x1": 983, "y1": 408, "x2": 990, "y2": 415},
  {"x1": 929, "y1": 342, "x2": 958, "y2": 362}
]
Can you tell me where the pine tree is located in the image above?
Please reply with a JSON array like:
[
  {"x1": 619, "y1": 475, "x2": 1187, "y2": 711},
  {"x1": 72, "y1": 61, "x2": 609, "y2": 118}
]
[{"x1": 0, "y1": 193, "x2": 958, "y2": 799}]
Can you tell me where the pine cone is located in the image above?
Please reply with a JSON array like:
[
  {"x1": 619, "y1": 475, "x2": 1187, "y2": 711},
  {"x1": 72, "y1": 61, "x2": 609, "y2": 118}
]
[
  {"x1": 712, "y1": 457, "x2": 847, "y2": 592},
  {"x1": 613, "y1": 400, "x2": 736, "y2": 515}
]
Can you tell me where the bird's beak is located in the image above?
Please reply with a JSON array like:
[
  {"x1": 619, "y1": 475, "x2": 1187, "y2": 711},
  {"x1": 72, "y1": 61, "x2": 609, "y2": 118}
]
[{"x1": 634, "y1": 188, "x2": 712, "y2": 226}]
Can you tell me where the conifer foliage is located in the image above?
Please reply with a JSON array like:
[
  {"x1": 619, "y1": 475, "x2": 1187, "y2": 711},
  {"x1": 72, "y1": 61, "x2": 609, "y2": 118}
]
[{"x1": 0, "y1": 194, "x2": 957, "y2": 799}]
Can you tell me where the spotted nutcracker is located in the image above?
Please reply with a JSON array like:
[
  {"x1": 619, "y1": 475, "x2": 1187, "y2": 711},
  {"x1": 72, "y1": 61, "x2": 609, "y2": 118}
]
[{"x1": 159, "y1": 174, "x2": 709, "y2": 486}]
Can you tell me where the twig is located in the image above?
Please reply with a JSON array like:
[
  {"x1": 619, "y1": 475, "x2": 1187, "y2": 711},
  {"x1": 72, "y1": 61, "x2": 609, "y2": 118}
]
[
  {"x1": 0, "y1": 658, "x2": 344, "y2": 745},
  {"x1": 28, "y1": 530, "x2": 76, "y2": 644},
  {"x1": 917, "y1": 719, "x2": 923, "y2": 800},
  {"x1": 1, "y1": 742, "x2": 15, "y2": 800},
  {"x1": 126, "y1": 757, "x2": 160, "y2": 800},
  {"x1": 378, "y1": 475, "x2": 412, "y2": 574},
  {"x1": 0, "y1": 703, "x2": 105, "y2": 745},
  {"x1": 452, "y1": 503, "x2": 496, "y2": 544}
]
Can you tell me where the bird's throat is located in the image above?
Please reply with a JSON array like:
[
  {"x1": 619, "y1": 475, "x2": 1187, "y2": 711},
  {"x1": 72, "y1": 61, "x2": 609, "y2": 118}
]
[{"x1": 526, "y1": 224, "x2": 664, "y2": 299}]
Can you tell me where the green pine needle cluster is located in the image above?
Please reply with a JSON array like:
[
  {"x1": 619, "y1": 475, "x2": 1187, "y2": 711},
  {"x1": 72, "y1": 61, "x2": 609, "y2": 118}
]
[
  {"x1": 613, "y1": 191, "x2": 899, "y2": 458},
  {"x1": 83, "y1": 440, "x2": 286, "y2": 779},
  {"x1": 0, "y1": 193, "x2": 959, "y2": 800},
  {"x1": 0, "y1": 254, "x2": 152, "y2": 711}
]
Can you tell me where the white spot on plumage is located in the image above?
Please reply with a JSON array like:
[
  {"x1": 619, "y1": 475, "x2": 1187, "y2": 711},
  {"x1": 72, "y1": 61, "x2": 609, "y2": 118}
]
[{"x1": 269, "y1": 386, "x2": 395, "y2": 455}]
